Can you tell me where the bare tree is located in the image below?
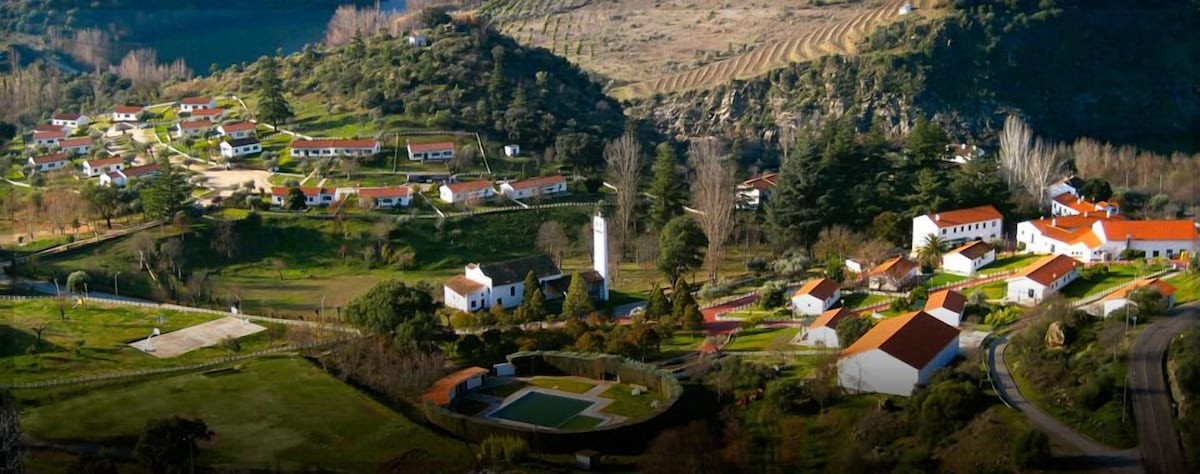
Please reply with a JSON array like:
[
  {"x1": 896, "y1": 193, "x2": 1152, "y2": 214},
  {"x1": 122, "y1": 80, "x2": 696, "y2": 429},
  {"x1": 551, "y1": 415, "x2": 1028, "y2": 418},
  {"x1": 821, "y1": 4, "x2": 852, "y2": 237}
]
[
  {"x1": 449, "y1": 145, "x2": 478, "y2": 174},
  {"x1": 777, "y1": 124, "x2": 797, "y2": 165},
  {"x1": 688, "y1": 137, "x2": 737, "y2": 283},
  {"x1": 211, "y1": 219, "x2": 237, "y2": 260},
  {"x1": 324, "y1": 5, "x2": 397, "y2": 47},
  {"x1": 340, "y1": 158, "x2": 358, "y2": 180},
  {"x1": 112, "y1": 49, "x2": 191, "y2": 92},
  {"x1": 605, "y1": 132, "x2": 643, "y2": 260},
  {"x1": 812, "y1": 225, "x2": 864, "y2": 262},
  {"x1": 998, "y1": 115, "x2": 1066, "y2": 208},
  {"x1": 536, "y1": 221, "x2": 570, "y2": 265}
]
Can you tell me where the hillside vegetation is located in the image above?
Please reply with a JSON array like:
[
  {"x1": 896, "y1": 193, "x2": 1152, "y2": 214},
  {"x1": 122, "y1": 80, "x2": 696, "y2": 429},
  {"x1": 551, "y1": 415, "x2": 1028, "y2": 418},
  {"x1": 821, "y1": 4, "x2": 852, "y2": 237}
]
[{"x1": 628, "y1": 0, "x2": 1199, "y2": 150}]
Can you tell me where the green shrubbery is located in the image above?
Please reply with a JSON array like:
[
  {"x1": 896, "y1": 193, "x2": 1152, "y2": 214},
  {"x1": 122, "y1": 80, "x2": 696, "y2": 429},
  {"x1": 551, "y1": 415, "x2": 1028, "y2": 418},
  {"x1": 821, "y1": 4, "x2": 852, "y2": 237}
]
[{"x1": 479, "y1": 435, "x2": 529, "y2": 464}]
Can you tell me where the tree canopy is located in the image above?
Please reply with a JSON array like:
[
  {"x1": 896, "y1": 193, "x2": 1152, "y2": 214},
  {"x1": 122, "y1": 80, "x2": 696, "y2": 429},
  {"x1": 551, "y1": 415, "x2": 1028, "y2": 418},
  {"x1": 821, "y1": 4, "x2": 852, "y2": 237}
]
[
  {"x1": 344, "y1": 280, "x2": 438, "y2": 334},
  {"x1": 657, "y1": 215, "x2": 706, "y2": 287}
]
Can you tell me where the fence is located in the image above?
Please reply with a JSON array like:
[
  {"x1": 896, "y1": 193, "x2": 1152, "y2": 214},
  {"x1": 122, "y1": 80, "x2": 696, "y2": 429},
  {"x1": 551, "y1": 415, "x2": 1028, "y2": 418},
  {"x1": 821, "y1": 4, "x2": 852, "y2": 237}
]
[
  {"x1": 12, "y1": 220, "x2": 161, "y2": 263},
  {"x1": 1067, "y1": 268, "x2": 1175, "y2": 310},
  {"x1": 1, "y1": 337, "x2": 352, "y2": 390}
]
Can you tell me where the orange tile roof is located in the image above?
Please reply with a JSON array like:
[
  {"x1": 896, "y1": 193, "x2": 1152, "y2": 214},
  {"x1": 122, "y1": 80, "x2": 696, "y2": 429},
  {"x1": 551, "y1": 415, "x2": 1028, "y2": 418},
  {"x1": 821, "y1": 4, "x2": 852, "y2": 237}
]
[
  {"x1": 924, "y1": 289, "x2": 966, "y2": 315},
  {"x1": 52, "y1": 112, "x2": 82, "y2": 121},
  {"x1": 949, "y1": 240, "x2": 993, "y2": 260},
  {"x1": 35, "y1": 124, "x2": 66, "y2": 133},
  {"x1": 178, "y1": 120, "x2": 213, "y2": 130},
  {"x1": 85, "y1": 157, "x2": 123, "y2": 167},
  {"x1": 1053, "y1": 193, "x2": 1116, "y2": 214},
  {"x1": 122, "y1": 164, "x2": 162, "y2": 178},
  {"x1": 179, "y1": 96, "x2": 213, "y2": 105},
  {"x1": 793, "y1": 278, "x2": 840, "y2": 300},
  {"x1": 840, "y1": 311, "x2": 959, "y2": 368},
  {"x1": 270, "y1": 186, "x2": 330, "y2": 197},
  {"x1": 506, "y1": 175, "x2": 566, "y2": 190},
  {"x1": 809, "y1": 307, "x2": 857, "y2": 330},
  {"x1": 421, "y1": 367, "x2": 489, "y2": 406},
  {"x1": 219, "y1": 122, "x2": 255, "y2": 132},
  {"x1": 291, "y1": 139, "x2": 378, "y2": 149},
  {"x1": 407, "y1": 141, "x2": 456, "y2": 153},
  {"x1": 358, "y1": 186, "x2": 411, "y2": 199},
  {"x1": 445, "y1": 180, "x2": 494, "y2": 193},
  {"x1": 1104, "y1": 278, "x2": 1177, "y2": 301},
  {"x1": 870, "y1": 256, "x2": 919, "y2": 279},
  {"x1": 1010, "y1": 254, "x2": 1080, "y2": 286},
  {"x1": 740, "y1": 172, "x2": 778, "y2": 191},
  {"x1": 30, "y1": 153, "x2": 68, "y2": 164},
  {"x1": 190, "y1": 108, "x2": 224, "y2": 117},
  {"x1": 444, "y1": 275, "x2": 486, "y2": 295},
  {"x1": 33, "y1": 130, "x2": 67, "y2": 140},
  {"x1": 58, "y1": 137, "x2": 92, "y2": 147},
  {"x1": 925, "y1": 205, "x2": 1002, "y2": 228},
  {"x1": 1098, "y1": 220, "x2": 1200, "y2": 242},
  {"x1": 115, "y1": 105, "x2": 144, "y2": 114}
]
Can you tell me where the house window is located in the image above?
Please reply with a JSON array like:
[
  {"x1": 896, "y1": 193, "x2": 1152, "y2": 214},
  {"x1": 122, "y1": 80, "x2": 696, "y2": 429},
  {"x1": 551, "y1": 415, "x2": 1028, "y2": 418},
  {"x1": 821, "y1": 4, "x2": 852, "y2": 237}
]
[
  {"x1": 1152, "y1": 250, "x2": 1159, "y2": 258},
  {"x1": 470, "y1": 300, "x2": 477, "y2": 309},
  {"x1": 941, "y1": 229, "x2": 946, "y2": 235},
  {"x1": 510, "y1": 286, "x2": 516, "y2": 297},
  {"x1": 1027, "y1": 289, "x2": 1035, "y2": 299}
]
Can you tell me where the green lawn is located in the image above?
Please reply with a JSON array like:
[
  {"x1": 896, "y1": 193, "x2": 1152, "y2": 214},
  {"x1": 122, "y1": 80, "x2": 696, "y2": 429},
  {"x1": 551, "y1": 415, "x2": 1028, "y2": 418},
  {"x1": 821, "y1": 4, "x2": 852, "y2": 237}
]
[
  {"x1": 962, "y1": 280, "x2": 1007, "y2": 300},
  {"x1": 1062, "y1": 264, "x2": 1162, "y2": 299},
  {"x1": 21, "y1": 357, "x2": 471, "y2": 472},
  {"x1": 980, "y1": 254, "x2": 1045, "y2": 275},
  {"x1": 1166, "y1": 273, "x2": 1200, "y2": 304},
  {"x1": 657, "y1": 333, "x2": 706, "y2": 358},
  {"x1": 724, "y1": 327, "x2": 801, "y2": 352},
  {"x1": 0, "y1": 299, "x2": 281, "y2": 384},
  {"x1": 528, "y1": 376, "x2": 596, "y2": 394},
  {"x1": 598, "y1": 384, "x2": 667, "y2": 419},
  {"x1": 927, "y1": 272, "x2": 968, "y2": 287},
  {"x1": 842, "y1": 292, "x2": 889, "y2": 309}
]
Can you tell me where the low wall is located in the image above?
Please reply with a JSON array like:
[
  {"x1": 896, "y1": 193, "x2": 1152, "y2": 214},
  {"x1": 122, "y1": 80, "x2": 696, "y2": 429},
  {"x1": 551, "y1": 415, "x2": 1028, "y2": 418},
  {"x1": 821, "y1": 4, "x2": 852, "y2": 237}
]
[{"x1": 421, "y1": 351, "x2": 684, "y2": 453}]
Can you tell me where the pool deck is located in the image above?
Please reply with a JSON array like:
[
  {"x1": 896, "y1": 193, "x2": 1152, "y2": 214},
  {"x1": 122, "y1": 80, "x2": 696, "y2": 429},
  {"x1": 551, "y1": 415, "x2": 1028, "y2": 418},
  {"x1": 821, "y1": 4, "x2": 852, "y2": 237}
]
[{"x1": 469, "y1": 376, "x2": 636, "y2": 430}]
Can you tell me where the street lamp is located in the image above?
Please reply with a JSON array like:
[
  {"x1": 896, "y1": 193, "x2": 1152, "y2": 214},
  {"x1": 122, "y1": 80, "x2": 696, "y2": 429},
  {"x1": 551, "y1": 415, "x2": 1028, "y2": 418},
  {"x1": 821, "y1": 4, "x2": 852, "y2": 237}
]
[{"x1": 113, "y1": 271, "x2": 121, "y2": 297}]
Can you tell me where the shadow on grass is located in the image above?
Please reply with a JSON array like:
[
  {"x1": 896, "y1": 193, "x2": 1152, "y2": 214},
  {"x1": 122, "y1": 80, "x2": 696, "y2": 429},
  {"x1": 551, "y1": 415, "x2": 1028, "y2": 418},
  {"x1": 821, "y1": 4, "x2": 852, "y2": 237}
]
[{"x1": 0, "y1": 325, "x2": 64, "y2": 356}]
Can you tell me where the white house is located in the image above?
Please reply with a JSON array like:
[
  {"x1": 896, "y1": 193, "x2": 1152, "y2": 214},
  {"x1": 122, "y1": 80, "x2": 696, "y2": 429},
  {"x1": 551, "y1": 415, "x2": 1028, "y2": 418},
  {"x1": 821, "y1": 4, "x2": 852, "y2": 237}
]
[
  {"x1": 356, "y1": 186, "x2": 412, "y2": 209},
  {"x1": 797, "y1": 307, "x2": 858, "y2": 348},
  {"x1": 503, "y1": 145, "x2": 520, "y2": 157},
  {"x1": 911, "y1": 205, "x2": 1003, "y2": 255},
  {"x1": 217, "y1": 122, "x2": 256, "y2": 139},
  {"x1": 1005, "y1": 254, "x2": 1081, "y2": 305},
  {"x1": 791, "y1": 278, "x2": 842, "y2": 316},
  {"x1": 56, "y1": 137, "x2": 92, "y2": 155},
  {"x1": 82, "y1": 157, "x2": 124, "y2": 178},
  {"x1": 1100, "y1": 278, "x2": 1177, "y2": 317},
  {"x1": 844, "y1": 258, "x2": 867, "y2": 274},
  {"x1": 220, "y1": 137, "x2": 261, "y2": 159},
  {"x1": 27, "y1": 153, "x2": 70, "y2": 172},
  {"x1": 407, "y1": 141, "x2": 455, "y2": 161},
  {"x1": 838, "y1": 311, "x2": 960, "y2": 396},
  {"x1": 270, "y1": 186, "x2": 335, "y2": 208},
  {"x1": 1047, "y1": 176, "x2": 1084, "y2": 201},
  {"x1": 736, "y1": 172, "x2": 778, "y2": 209},
  {"x1": 100, "y1": 163, "x2": 160, "y2": 187},
  {"x1": 179, "y1": 96, "x2": 216, "y2": 112},
  {"x1": 439, "y1": 181, "x2": 495, "y2": 204},
  {"x1": 51, "y1": 113, "x2": 89, "y2": 130},
  {"x1": 407, "y1": 34, "x2": 429, "y2": 47},
  {"x1": 31, "y1": 129, "x2": 67, "y2": 147},
  {"x1": 941, "y1": 240, "x2": 996, "y2": 276},
  {"x1": 112, "y1": 105, "x2": 144, "y2": 122},
  {"x1": 290, "y1": 139, "x2": 380, "y2": 158},
  {"x1": 1017, "y1": 216, "x2": 1200, "y2": 262},
  {"x1": 868, "y1": 256, "x2": 920, "y2": 291},
  {"x1": 176, "y1": 120, "x2": 214, "y2": 138},
  {"x1": 898, "y1": 3, "x2": 914, "y2": 15},
  {"x1": 499, "y1": 175, "x2": 567, "y2": 200},
  {"x1": 1051, "y1": 193, "x2": 1119, "y2": 217},
  {"x1": 923, "y1": 289, "x2": 967, "y2": 327},
  {"x1": 944, "y1": 143, "x2": 983, "y2": 164},
  {"x1": 443, "y1": 255, "x2": 564, "y2": 312},
  {"x1": 188, "y1": 107, "x2": 225, "y2": 121}
]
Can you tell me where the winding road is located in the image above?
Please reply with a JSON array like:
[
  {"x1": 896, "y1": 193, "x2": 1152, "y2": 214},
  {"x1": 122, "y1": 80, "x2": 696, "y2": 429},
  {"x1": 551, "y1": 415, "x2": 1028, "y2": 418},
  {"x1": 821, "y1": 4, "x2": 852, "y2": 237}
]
[{"x1": 1129, "y1": 303, "x2": 1198, "y2": 474}]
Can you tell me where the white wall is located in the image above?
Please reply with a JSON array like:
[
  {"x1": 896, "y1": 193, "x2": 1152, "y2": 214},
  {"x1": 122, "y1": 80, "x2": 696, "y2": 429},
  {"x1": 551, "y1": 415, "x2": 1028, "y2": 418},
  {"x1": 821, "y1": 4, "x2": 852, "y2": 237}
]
[
  {"x1": 799, "y1": 327, "x2": 839, "y2": 348},
  {"x1": 916, "y1": 337, "x2": 960, "y2": 385},
  {"x1": 912, "y1": 216, "x2": 1002, "y2": 254},
  {"x1": 1007, "y1": 270, "x2": 1078, "y2": 306},
  {"x1": 792, "y1": 294, "x2": 831, "y2": 316},
  {"x1": 838, "y1": 351, "x2": 921, "y2": 396},
  {"x1": 926, "y1": 307, "x2": 962, "y2": 328},
  {"x1": 942, "y1": 249, "x2": 995, "y2": 276}
]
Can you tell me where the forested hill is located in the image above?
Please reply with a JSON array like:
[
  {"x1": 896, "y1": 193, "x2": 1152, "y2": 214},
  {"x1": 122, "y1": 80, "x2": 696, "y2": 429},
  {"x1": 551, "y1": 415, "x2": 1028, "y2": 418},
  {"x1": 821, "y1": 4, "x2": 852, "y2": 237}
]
[
  {"x1": 247, "y1": 19, "x2": 624, "y2": 162},
  {"x1": 629, "y1": 0, "x2": 1199, "y2": 151}
]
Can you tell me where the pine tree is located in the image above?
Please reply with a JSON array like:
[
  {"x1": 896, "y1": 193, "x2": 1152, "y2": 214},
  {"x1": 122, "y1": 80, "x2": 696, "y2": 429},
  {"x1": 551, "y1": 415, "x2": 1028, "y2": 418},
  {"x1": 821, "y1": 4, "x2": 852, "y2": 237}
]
[
  {"x1": 256, "y1": 56, "x2": 294, "y2": 129},
  {"x1": 671, "y1": 280, "x2": 695, "y2": 325},
  {"x1": 561, "y1": 270, "x2": 594, "y2": 320},
  {"x1": 141, "y1": 160, "x2": 191, "y2": 220},
  {"x1": 644, "y1": 285, "x2": 671, "y2": 322},
  {"x1": 766, "y1": 132, "x2": 825, "y2": 250},
  {"x1": 515, "y1": 271, "x2": 547, "y2": 322},
  {"x1": 647, "y1": 143, "x2": 685, "y2": 229},
  {"x1": 682, "y1": 304, "x2": 704, "y2": 332}
]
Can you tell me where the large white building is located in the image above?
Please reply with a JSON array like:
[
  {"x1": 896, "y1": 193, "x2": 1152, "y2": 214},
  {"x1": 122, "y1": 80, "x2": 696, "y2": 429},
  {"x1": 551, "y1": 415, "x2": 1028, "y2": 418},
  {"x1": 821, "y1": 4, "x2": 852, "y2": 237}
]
[
  {"x1": 941, "y1": 240, "x2": 996, "y2": 276},
  {"x1": 791, "y1": 278, "x2": 841, "y2": 316},
  {"x1": 911, "y1": 205, "x2": 1003, "y2": 255},
  {"x1": 796, "y1": 307, "x2": 857, "y2": 348},
  {"x1": 1017, "y1": 215, "x2": 1200, "y2": 262},
  {"x1": 838, "y1": 311, "x2": 960, "y2": 396},
  {"x1": 220, "y1": 137, "x2": 262, "y2": 159},
  {"x1": 1005, "y1": 254, "x2": 1081, "y2": 305}
]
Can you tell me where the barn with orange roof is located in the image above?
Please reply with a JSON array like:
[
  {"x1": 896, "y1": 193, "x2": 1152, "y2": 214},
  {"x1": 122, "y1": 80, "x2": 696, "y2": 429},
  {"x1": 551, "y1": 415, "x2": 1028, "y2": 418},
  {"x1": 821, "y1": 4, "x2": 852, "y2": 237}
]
[{"x1": 837, "y1": 311, "x2": 959, "y2": 396}]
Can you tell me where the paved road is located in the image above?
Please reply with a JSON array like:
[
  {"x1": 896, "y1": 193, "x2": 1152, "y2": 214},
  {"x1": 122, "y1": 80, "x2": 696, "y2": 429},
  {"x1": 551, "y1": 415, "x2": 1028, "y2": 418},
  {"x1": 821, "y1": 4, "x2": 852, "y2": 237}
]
[
  {"x1": 989, "y1": 337, "x2": 1144, "y2": 473},
  {"x1": 1129, "y1": 303, "x2": 1199, "y2": 474}
]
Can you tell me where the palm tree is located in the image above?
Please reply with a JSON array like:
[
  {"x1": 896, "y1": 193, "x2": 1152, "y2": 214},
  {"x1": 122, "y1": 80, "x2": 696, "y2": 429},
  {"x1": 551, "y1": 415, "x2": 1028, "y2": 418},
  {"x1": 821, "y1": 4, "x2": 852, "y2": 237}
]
[{"x1": 917, "y1": 234, "x2": 948, "y2": 270}]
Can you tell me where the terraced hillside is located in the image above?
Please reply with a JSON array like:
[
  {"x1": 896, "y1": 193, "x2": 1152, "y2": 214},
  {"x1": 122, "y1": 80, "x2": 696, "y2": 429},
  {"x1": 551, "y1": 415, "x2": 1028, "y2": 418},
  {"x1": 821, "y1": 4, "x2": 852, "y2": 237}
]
[
  {"x1": 482, "y1": 0, "x2": 872, "y2": 86},
  {"x1": 613, "y1": 0, "x2": 942, "y2": 99}
]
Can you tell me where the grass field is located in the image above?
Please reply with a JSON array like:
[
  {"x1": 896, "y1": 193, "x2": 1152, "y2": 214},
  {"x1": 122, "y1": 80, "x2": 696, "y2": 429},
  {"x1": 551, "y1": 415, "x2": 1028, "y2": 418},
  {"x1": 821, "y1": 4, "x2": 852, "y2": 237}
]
[
  {"x1": 962, "y1": 280, "x2": 1007, "y2": 300},
  {"x1": 528, "y1": 376, "x2": 597, "y2": 394},
  {"x1": 489, "y1": 391, "x2": 594, "y2": 427},
  {"x1": 980, "y1": 254, "x2": 1046, "y2": 275},
  {"x1": 927, "y1": 272, "x2": 968, "y2": 287},
  {"x1": 1165, "y1": 273, "x2": 1200, "y2": 304},
  {"x1": 0, "y1": 299, "x2": 280, "y2": 384},
  {"x1": 842, "y1": 292, "x2": 890, "y2": 309},
  {"x1": 724, "y1": 327, "x2": 801, "y2": 352},
  {"x1": 1062, "y1": 264, "x2": 1161, "y2": 299},
  {"x1": 598, "y1": 384, "x2": 668, "y2": 419},
  {"x1": 21, "y1": 357, "x2": 472, "y2": 472},
  {"x1": 657, "y1": 333, "x2": 707, "y2": 359}
]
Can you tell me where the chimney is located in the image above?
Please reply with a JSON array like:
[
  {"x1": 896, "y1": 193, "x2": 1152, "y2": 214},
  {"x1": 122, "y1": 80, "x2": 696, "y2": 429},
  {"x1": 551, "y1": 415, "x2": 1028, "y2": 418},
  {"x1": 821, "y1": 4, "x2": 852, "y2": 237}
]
[
  {"x1": 1106, "y1": 208, "x2": 1112, "y2": 218},
  {"x1": 1052, "y1": 218, "x2": 1057, "y2": 227},
  {"x1": 934, "y1": 214, "x2": 941, "y2": 222}
]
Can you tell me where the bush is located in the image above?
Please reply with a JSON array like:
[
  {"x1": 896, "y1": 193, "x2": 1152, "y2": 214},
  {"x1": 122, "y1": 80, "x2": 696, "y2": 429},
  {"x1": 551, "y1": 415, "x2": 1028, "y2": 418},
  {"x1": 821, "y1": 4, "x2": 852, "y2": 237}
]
[
  {"x1": 772, "y1": 254, "x2": 809, "y2": 277},
  {"x1": 745, "y1": 257, "x2": 768, "y2": 275},
  {"x1": 758, "y1": 281, "x2": 787, "y2": 309},
  {"x1": 220, "y1": 336, "x2": 241, "y2": 352},
  {"x1": 697, "y1": 280, "x2": 733, "y2": 300},
  {"x1": 479, "y1": 435, "x2": 529, "y2": 464},
  {"x1": 1013, "y1": 428, "x2": 1051, "y2": 468},
  {"x1": 1080, "y1": 264, "x2": 1109, "y2": 281},
  {"x1": 983, "y1": 306, "x2": 1021, "y2": 326},
  {"x1": 1119, "y1": 248, "x2": 1146, "y2": 260}
]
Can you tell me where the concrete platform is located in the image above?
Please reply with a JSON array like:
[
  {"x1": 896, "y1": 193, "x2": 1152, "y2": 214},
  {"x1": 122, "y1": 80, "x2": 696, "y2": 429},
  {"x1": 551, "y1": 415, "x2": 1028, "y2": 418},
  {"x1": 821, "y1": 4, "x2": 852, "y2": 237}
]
[{"x1": 130, "y1": 316, "x2": 266, "y2": 358}]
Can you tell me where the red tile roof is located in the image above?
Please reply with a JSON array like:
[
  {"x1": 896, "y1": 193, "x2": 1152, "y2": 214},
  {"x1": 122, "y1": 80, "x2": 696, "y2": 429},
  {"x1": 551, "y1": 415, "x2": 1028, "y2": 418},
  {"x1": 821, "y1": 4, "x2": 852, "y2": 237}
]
[
  {"x1": 35, "y1": 124, "x2": 66, "y2": 133},
  {"x1": 1010, "y1": 254, "x2": 1080, "y2": 286},
  {"x1": 1104, "y1": 278, "x2": 1178, "y2": 301},
  {"x1": 421, "y1": 367, "x2": 489, "y2": 406},
  {"x1": 924, "y1": 289, "x2": 967, "y2": 315},
  {"x1": 52, "y1": 112, "x2": 82, "y2": 121},
  {"x1": 115, "y1": 105, "x2": 144, "y2": 114},
  {"x1": 190, "y1": 108, "x2": 224, "y2": 117},
  {"x1": 444, "y1": 180, "x2": 494, "y2": 193},
  {"x1": 358, "y1": 186, "x2": 411, "y2": 199},
  {"x1": 1098, "y1": 220, "x2": 1200, "y2": 242},
  {"x1": 407, "y1": 141, "x2": 456, "y2": 153},
  {"x1": 870, "y1": 256, "x2": 919, "y2": 279},
  {"x1": 30, "y1": 153, "x2": 68, "y2": 164},
  {"x1": 179, "y1": 96, "x2": 213, "y2": 105},
  {"x1": 219, "y1": 122, "x2": 255, "y2": 132},
  {"x1": 793, "y1": 278, "x2": 840, "y2": 300},
  {"x1": 949, "y1": 240, "x2": 994, "y2": 260},
  {"x1": 58, "y1": 137, "x2": 92, "y2": 148},
  {"x1": 809, "y1": 307, "x2": 857, "y2": 330},
  {"x1": 925, "y1": 205, "x2": 1003, "y2": 228},
  {"x1": 33, "y1": 130, "x2": 67, "y2": 140},
  {"x1": 740, "y1": 172, "x2": 778, "y2": 191},
  {"x1": 122, "y1": 163, "x2": 162, "y2": 178},
  {"x1": 85, "y1": 157, "x2": 124, "y2": 168},
  {"x1": 291, "y1": 139, "x2": 378, "y2": 149},
  {"x1": 506, "y1": 175, "x2": 566, "y2": 190},
  {"x1": 271, "y1": 186, "x2": 330, "y2": 197},
  {"x1": 1053, "y1": 193, "x2": 1116, "y2": 214},
  {"x1": 444, "y1": 275, "x2": 486, "y2": 295},
  {"x1": 841, "y1": 311, "x2": 959, "y2": 368}
]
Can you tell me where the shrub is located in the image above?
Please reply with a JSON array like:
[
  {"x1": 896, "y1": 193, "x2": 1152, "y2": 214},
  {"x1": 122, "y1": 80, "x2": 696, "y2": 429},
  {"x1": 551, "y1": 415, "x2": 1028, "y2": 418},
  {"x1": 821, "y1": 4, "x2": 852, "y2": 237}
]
[
  {"x1": 698, "y1": 280, "x2": 733, "y2": 300},
  {"x1": 758, "y1": 281, "x2": 787, "y2": 309},
  {"x1": 772, "y1": 254, "x2": 809, "y2": 277},
  {"x1": 983, "y1": 306, "x2": 1021, "y2": 326},
  {"x1": 1013, "y1": 428, "x2": 1051, "y2": 468},
  {"x1": 479, "y1": 435, "x2": 529, "y2": 464},
  {"x1": 745, "y1": 257, "x2": 768, "y2": 275},
  {"x1": 220, "y1": 336, "x2": 241, "y2": 352},
  {"x1": 1119, "y1": 248, "x2": 1146, "y2": 260}
]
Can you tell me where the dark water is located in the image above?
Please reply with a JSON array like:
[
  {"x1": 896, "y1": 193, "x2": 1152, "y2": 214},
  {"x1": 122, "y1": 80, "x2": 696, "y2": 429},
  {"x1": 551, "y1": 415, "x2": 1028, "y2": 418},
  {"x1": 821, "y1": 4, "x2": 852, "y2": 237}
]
[{"x1": 77, "y1": 0, "x2": 406, "y2": 70}]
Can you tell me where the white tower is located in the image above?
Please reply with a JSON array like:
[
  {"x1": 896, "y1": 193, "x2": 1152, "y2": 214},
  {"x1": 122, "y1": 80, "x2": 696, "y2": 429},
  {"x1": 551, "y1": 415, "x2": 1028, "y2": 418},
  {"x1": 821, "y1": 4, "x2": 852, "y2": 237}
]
[{"x1": 592, "y1": 211, "x2": 610, "y2": 301}]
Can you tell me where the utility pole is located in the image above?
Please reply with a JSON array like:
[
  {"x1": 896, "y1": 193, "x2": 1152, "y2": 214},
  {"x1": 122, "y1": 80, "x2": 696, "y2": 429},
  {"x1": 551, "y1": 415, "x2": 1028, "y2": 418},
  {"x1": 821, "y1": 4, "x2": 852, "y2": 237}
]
[{"x1": 113, "y1": 271, "x2": 121, "y2": 297}]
